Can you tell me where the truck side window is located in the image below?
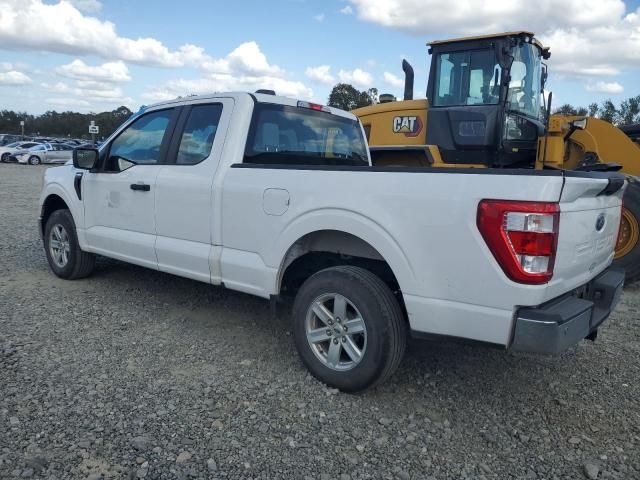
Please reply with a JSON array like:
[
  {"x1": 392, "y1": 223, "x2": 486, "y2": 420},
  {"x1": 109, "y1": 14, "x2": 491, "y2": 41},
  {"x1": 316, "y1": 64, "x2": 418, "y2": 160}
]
[
  {"x1": 175, "y1": 104, "x2": 223, "y2": 165},
  {"x1": 107, "y1": 109, "x2": 174, "y2": 171},
  {"x1": 244, "y1": 104, "x2": 369, "y2": 166}
]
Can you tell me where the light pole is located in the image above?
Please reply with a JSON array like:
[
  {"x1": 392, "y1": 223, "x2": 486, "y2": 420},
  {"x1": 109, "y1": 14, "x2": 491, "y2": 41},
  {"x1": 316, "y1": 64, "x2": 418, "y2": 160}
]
[{"x1": 20, "y1": 120, "x2": 24, "y2": 140}]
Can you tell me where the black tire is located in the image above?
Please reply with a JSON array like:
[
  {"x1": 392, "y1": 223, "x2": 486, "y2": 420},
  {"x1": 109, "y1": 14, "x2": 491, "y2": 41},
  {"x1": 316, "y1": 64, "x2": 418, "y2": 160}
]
[
  {"x1": 1, "y1": 153, "x2": 8, "y2": 162},
  {"x1": 28, "y1": 155, "x2": 41, "y2": 165},
  {"x1": 44, "y1": 209, "x2": 95, "y2": 280},
  {"x1": 613, "y1": 178, "x2": 640, "y2": 283},
  {"x1": 292, "y1": 266, "x2": 407, "y2": 392}
]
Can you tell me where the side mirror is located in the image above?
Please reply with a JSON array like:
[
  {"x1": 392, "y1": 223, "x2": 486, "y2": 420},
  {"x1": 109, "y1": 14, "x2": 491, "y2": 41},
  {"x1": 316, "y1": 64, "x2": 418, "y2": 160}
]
[
  {"x1": 73, "y1": 147, "x2": 98, "y2": 170},
  {"x1": 541, "y1": 64, "x2": 548, "y2": 90}
]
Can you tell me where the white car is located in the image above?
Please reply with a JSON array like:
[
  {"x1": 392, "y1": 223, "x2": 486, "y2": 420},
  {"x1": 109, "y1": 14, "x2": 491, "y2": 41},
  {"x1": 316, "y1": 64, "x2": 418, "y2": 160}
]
[
  {"x1": 38, "y1": 92, "x2": 625, "y2": 391},
  {"x1": 0, "y1": 141, "x2": 42, "y2": 162},
  {"x1": 14, "y1": 143, "x2": 74, "y2": 165}
]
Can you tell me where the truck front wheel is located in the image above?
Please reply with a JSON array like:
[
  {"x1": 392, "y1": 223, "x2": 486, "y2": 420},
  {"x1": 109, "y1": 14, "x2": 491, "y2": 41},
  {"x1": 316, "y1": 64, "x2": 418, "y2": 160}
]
[
  {"x1": 613, "y1": 179, "x2": 640, "y2": 283},
  {"x1": 292, "y1": 266, "x2": 407, "y2": 392},
  {"x1": 44, "y1": 209, "x2": 95, "y2": 279}
]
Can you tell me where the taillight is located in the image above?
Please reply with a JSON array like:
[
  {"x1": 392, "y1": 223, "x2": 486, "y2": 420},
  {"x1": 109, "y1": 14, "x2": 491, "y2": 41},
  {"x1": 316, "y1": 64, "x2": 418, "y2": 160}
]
[{"x1": 477, "y1": 200, "x2": 560, "y2": 284}]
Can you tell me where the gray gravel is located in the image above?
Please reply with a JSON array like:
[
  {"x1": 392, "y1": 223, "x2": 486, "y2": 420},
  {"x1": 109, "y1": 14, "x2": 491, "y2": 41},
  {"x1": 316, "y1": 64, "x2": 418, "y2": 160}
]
[{"x1": 1, "y1": 163, "x2": 639, "y2": 480}]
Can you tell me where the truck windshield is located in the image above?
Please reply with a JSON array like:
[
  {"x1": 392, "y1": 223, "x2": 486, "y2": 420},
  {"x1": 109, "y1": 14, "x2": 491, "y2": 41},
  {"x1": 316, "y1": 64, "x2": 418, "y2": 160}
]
[
  {"x1": 244, "y1": 104, "x2": 369, "y2": 166},
  {"x1": 507, "y1": 43, "x2": 542, "y2": 120},
  {"x1": 433, "y1": 49, "x2": 502, "y2": 107}
]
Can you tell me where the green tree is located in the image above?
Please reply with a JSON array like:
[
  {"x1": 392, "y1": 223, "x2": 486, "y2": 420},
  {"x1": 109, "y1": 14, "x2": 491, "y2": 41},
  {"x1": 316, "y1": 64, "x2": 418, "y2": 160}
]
[
  {"x1": 554, "y1": 104, "x2": 579, "y2": 115},
  {"x1": 0, "y1": 106, "x2": 133, "y2": 139},
  {"x1": 588, "y1": 103, "x2": 599, "y2": 117},
  {"x1": 328, "y1": 83, "x2": 377, "y2": 111},
  {"x1": 618, "y1": 95, "x2": 640, "y2": 125},
  {"x1": 599, "y1": 100, "x2": 618, "y2": 124}
]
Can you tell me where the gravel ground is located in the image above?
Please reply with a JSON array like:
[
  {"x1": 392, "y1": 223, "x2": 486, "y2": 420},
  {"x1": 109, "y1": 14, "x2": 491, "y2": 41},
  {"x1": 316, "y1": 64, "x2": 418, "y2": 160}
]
[{"x1": 1, "y1": 163, "x2": 639, "y2": 480}]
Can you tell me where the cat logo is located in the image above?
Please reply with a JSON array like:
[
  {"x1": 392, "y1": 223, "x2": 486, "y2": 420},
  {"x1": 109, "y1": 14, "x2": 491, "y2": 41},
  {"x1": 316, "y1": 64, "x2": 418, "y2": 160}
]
[{"x1": 392, "y1": 116, "x2": 423, "y2": 137}]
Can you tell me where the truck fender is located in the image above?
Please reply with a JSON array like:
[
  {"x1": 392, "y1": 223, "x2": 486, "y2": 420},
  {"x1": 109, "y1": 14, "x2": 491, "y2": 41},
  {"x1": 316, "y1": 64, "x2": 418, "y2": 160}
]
[{"x1": 268, "y1": 208, "x2": 417, "y2": 295}]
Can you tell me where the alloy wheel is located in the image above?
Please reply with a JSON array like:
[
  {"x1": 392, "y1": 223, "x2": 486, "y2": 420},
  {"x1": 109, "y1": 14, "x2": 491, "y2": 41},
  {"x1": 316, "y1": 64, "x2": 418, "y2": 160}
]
[
  {"x1": 304, "y1": 293, "x2": 367, "y2": 371},
  {"x1": 49, "y1": 224, "x2": 71, "y2": 268}
]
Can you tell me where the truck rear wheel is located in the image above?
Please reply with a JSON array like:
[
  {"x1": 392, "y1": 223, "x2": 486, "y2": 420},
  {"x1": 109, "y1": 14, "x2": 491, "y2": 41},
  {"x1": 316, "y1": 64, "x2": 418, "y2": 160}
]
[
  {"x1": 44, "y1": 209, "x2": 95, "y2": 280},
  {"x1": 613, "y1": 179, "x2": 640, "y2": 283},
  {"x1": 292, "y1": 266, "x2": 407, "y2": 392}
]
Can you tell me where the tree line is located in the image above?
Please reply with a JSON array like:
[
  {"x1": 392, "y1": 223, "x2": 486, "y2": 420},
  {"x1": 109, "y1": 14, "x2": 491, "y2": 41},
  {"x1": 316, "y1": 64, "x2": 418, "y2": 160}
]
[
  {"x1": 552, "y1": 96, "x2": 640, "y2": 126},
  {"x1": 0, "y1": 106, "x2": 133, "y2": 139}
]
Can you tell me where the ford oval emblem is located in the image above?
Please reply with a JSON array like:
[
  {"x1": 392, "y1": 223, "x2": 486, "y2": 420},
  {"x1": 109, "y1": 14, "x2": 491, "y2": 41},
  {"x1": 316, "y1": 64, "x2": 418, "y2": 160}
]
[{"x1": 595, "y1": 213, "x2": 606, "y2": 232}]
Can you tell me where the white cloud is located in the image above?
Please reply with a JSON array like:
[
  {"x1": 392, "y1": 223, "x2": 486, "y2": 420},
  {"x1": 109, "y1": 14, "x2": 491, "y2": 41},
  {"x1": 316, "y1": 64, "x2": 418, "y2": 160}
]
[
  {"x1": 200, "y1": 41, "x2": 284, "y2": 77},
  {"x1": 383, "y1": 72, "x2": 404, "y2": 88},
  {"x1": 0, "y1": 71, "x2": 32, "y2": 85},
  {"x1": 0, "y1": 0, "x2": 210, "y2": 67},
  {"x1": 305, "y1": 65, "x2": 335, "y2": 85},
  {"x1": 57, "y1": 59, "x2": 131, "y2": 82},
  {"x1": 65, "y1": 0, "x2": 101, "y2": 13},
  {"x1": 141, "y1": 89, "x2": 177, "y2": 103},
  {"x1": 340, "y1": 5, "x2": 354, "y2": 14},
  {"x1": 338, "y1": 68, "x2": 373, "y2": 88},
  {"x1": 41, "y1": 81, "x2": 73, "y2": 93},
  {"x1": 45, "y1": 97, "x2": 92, "y2": 108},
  {"x1": 0, "y1": 3, "x2": 315, "y2": 111},
  {"x1": 346, "y1": 0, "x2": 640, "y2": 79},
  {"x1": 143, "y1": 73, "x2": 313, "y2": 104},
  {"x1": 142, "y1": 41, "x2": 314, "y2": 105},
  {"x1": 585, "y1": 81, "x2": 624, "y2": 94},
  {"x1": 0, "y1": 62, "x2": 12, "y2": 71},
  {"x1": 347, "y1": 0, "x2": 626, "y2": 35},
  {"x1": 42, "y1": 78, "x2": 132, "y2": 105},
  {"x1": 314, "y1": 13, "x2": 326, "y2": 22}
]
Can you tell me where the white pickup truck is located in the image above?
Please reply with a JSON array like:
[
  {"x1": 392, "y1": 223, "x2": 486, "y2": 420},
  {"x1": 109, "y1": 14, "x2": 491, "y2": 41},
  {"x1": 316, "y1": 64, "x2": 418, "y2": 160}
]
[{"x1": 39, "y1": 92, "x2": 625, "y2": 391}]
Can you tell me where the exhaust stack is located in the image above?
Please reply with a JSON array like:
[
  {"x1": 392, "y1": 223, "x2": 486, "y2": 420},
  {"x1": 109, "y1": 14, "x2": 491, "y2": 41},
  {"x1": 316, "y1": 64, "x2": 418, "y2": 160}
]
[{"x1": 402, "y1": 59, "x2": 414, "y2": 101}]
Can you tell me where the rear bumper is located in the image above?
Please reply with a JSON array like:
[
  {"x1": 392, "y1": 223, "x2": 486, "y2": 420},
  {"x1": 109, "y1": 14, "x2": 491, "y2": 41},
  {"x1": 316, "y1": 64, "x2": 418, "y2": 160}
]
[{"x1": 510, "y1": 267, "x2": 624, "y2": 354}]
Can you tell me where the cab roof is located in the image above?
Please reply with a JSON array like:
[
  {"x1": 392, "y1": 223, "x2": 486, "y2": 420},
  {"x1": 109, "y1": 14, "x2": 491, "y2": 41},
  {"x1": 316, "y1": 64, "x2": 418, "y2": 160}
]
[
  {"x1": 145, "y1": 91, "x2": 356, "y2": 120},
  {"x1": 428, "y1": 31, "x2": 546, "y2": 51}
]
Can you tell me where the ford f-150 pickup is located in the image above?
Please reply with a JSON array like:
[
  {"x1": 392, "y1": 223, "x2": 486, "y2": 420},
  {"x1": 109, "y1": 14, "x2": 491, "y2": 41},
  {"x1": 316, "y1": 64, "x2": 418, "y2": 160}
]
[{"x1": 39, "y1": 92, "x2": 625, "y2": 391}]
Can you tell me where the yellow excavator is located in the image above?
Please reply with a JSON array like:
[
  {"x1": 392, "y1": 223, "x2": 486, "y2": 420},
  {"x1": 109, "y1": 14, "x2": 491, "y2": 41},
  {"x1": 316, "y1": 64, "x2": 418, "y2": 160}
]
[{"x1": 353, "y1": 31, "x2": 640, "y2": 283}]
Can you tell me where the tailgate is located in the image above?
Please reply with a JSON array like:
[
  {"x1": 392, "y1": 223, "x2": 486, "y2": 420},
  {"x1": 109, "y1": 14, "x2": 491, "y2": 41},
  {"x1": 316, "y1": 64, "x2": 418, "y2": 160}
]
[{"x1": 551, "y1": 172, "x2": 625, "y2": 293}]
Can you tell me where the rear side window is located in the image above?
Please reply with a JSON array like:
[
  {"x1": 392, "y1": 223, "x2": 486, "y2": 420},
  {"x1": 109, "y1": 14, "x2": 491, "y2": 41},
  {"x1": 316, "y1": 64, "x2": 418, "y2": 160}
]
[
  {"x1": 175, "y1": 104, "x2": 223, "y2": 165},
  {"x1": 244, "y1": 104, "x2": 368, "y2": 166}
]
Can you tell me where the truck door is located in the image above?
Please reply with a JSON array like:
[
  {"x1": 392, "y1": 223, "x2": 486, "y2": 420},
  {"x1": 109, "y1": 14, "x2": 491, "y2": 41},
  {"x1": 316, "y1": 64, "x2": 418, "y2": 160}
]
[
  {"x1": 82, "y1": 107, "x2": 178, "y2": 269},
  {"x1": 154, "y1": 99, "x2": 234, "y2": 283}
]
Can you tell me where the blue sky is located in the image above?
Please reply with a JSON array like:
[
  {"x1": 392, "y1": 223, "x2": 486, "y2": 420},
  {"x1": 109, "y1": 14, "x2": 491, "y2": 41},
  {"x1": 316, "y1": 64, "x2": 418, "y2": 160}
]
[{"x1": 0, "y1": 0, "x2": 639, "y2": 114}]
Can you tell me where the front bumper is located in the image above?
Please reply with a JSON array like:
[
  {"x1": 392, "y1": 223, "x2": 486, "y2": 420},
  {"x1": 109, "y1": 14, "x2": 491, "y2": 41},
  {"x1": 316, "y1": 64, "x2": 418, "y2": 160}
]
[{"x1": 510, "y1": 267, "x2": 624, "y2": 354}]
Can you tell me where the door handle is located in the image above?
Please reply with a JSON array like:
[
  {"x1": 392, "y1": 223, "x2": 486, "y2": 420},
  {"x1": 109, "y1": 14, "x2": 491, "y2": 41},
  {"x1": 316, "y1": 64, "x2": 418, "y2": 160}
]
[{"x1": 130, "y1": 183, "x2": 151, "y2": 191}]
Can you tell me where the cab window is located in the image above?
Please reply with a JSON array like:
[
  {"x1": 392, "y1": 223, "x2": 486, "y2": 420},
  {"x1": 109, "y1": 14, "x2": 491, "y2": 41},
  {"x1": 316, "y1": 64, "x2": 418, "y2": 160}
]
[
  {"x1": 107, "y1": 109, "x2": 174, "y2": 171},
  {"x1": 175, "y1": 104, "x2": 223, "y2": 165},
  {"x1": 433, "y1": 50, "x2": 501, "y2": 106},
  {"x1": 244, "y1": 103, "x2": 368, "y2": 166}
]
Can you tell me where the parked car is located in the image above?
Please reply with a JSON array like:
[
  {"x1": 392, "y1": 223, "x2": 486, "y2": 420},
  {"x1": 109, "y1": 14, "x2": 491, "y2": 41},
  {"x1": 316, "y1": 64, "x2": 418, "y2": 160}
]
[
  {"x1": 38, "y1": 92, "x2": 625, "y2": 391},
  {"x1": 13, "y1": 143, "x2": 74, "y2": 165},
  {"x1": 0, "y1": 141, "x2": 42, "y2": 162},
  {"x1": 0, "y1": 134, "x2": 22, "y2": 146}
]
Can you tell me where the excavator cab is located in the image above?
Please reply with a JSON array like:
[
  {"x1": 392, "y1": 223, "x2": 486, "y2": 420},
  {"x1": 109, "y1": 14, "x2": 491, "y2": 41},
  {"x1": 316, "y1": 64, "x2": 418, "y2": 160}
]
[{"x1": 425, "y1": 31, "x2": 550, "y2": 167}]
